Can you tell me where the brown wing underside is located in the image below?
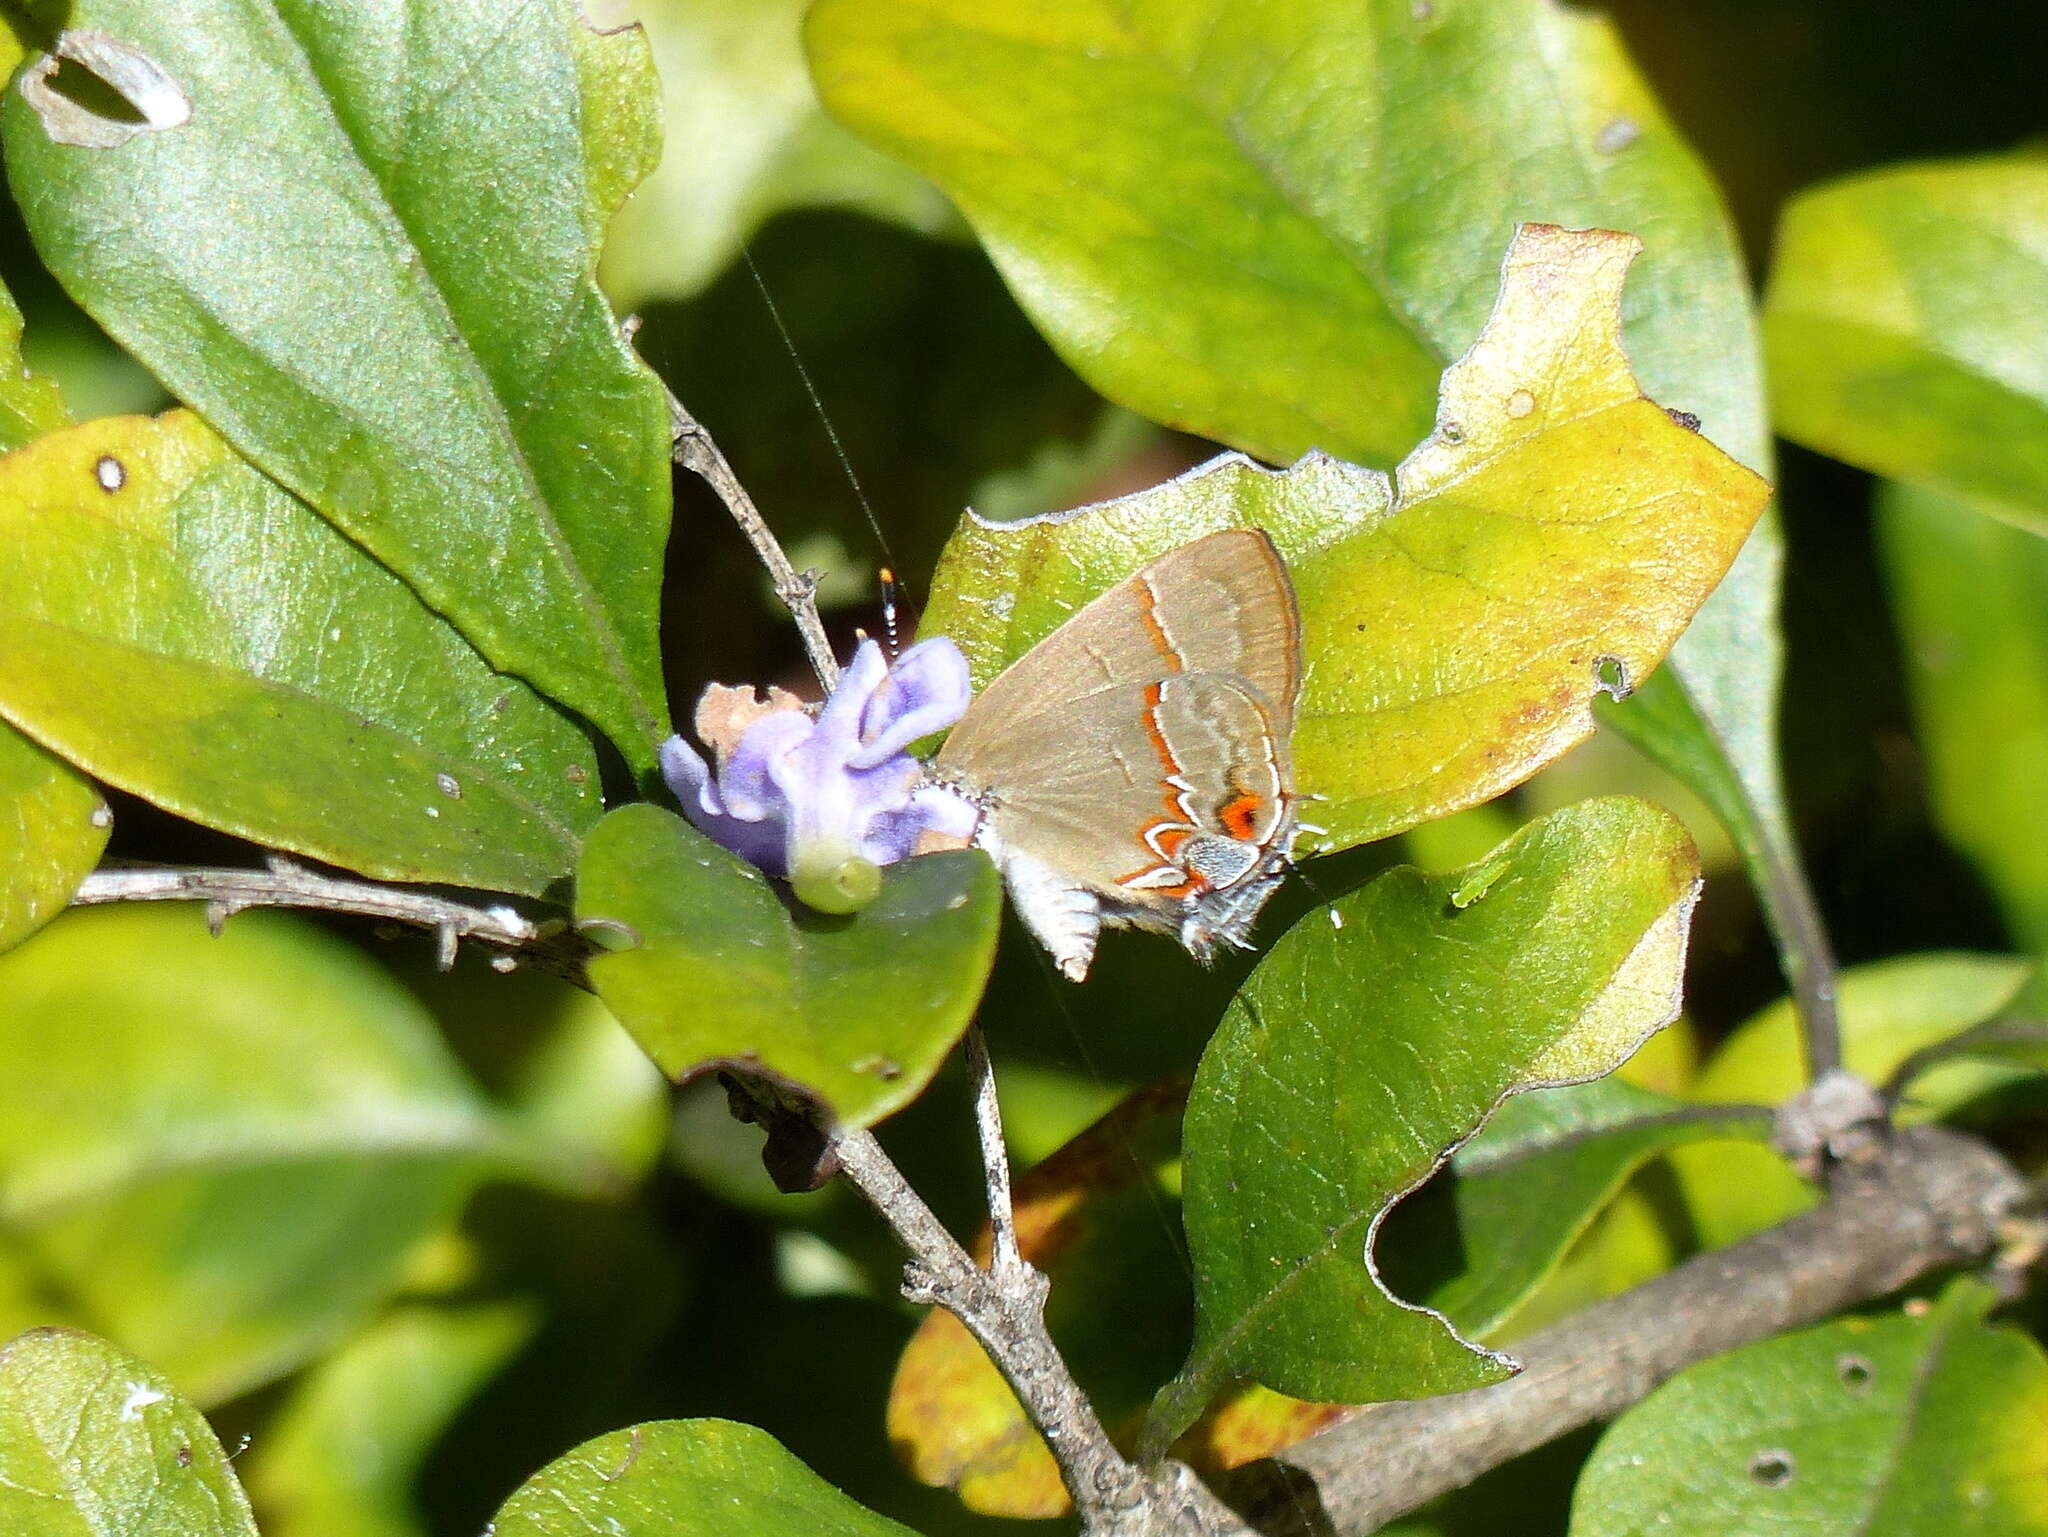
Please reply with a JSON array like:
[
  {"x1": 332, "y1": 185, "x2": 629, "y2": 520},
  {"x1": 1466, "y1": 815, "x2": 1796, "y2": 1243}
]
[{"x1": 938, "y1": 526, "x2": 1302, "y2": 754}]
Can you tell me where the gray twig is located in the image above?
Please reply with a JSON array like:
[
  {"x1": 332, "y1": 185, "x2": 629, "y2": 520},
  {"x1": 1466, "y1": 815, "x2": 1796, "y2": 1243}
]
[
  {"x1": 830, "y1": 1122, "x2": 1250, "y2": 1537},
  {"x1": 1225, "y1": 1124, "x2": 2026, "y2": 1536},
  {"x1": 662, "y1": 386, "x2": 840, "y2": 693},
  {"x1": 1752, "y1": 822, "x2": 1843, "y2": 1081},
  {"x1": 71, "y1": 861, "x2": 592, "y2": 984},
  {"x1": 963, "y1": 1024, "x2": 1022, "y2": 1272}
]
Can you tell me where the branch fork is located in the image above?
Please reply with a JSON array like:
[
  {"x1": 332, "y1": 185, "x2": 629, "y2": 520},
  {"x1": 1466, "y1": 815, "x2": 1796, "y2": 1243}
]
[{"x1": 831, "y1": 1028, "x2": 1249, "y2": 1536}]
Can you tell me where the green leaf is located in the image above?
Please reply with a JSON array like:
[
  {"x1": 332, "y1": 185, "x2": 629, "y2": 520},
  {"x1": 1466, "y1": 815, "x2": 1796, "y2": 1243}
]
[
  {"x1": 1398, "y1": 1079, "x2": 1772, "y2": 1340},
  {"x1": 1669, "y1": 951, "x2": 2032, "y2": 1248},
  {"x1": 1765, "y1": 150, "x2": 2048, "y2": 529},
  {"x1": 1570, "y1": 1280, "x2": 2048, "y2": 1536},
  {"x1": 247, "y1": 1299, "x2": 536, "y2": 1537},
  {"x1": 602, "y1": 0, "x2": 953, "y2": 307},
  {"x1": 0, "y1": 906, "x2": 517, "y2": 1403},
  {"x1": 0, "y1": 412, "x2": 601, "y2": 897},
  {"x1": 0, "y1": 1328, "x2": 259, "y2": 1537},
  {"x1": 922, "y1": 226, "x2": 1768, "y2": 850},
  {"x1": 577, "y1": 804, "x2": 1001, "y2": 1128},
  {"x1": 2, "y1": 1, "x2": 674, "y2": 767},
  {"x1": 0, "y1": 278, "x2": 106, "y2": 957},
  {"x1": 0, "y1": 726, "x2": 106, "y2": 957},
  {"x1": 807, "y1": 0, "x2": 1766, "y2": 474},
  {"x1": 488, "y1": 1419, "x2": 919, "y2": 1537},
  {"x1": 811, "y1": 0, "x2": 1794, "y2": 949},
  {"x1": 1151, "y1": 797, "x2": 1701, "y2": 1448},
  {"x1": 1881, "y1": 479, "x2": 2048, "y2": 948},
  {"x1": 0, "y1": 279, "x2": 68, "y2": 453}
]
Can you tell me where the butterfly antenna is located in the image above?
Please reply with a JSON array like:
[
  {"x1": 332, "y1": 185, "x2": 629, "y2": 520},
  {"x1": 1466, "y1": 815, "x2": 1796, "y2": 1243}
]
[
  {"x1": 879, "y1": 566, "x2": 904, "y2": 658},
  {"x1": 741, "y1": 246, "x2": 898, "y2": 572},
  {"x1": 1286, "y1": 852, "x2": 1348, "y2": 930}
]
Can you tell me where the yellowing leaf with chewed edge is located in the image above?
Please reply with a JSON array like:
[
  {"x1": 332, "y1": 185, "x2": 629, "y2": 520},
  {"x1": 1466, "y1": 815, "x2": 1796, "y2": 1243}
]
[{"x1": 922, "y1": 225, "x2": 1770, "y2": 853}]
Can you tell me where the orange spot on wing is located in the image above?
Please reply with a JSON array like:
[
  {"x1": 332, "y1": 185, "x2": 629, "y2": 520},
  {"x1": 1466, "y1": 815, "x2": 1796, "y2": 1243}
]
[{"x1": 1219, "y1": 793, "x2": 1265, "y2": 841}]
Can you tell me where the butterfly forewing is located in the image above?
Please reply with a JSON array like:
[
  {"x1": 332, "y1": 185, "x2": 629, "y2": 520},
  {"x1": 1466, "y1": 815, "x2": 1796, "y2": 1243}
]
[{"x1": 935, "y1": 528, "x2": 1301, "y2": 923}]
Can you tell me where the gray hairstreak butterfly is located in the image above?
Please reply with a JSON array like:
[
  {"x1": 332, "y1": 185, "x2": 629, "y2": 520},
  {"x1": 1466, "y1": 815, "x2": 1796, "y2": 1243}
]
[{"x1": 931, "y1": 528, "x2": 1303, "y2": 981}]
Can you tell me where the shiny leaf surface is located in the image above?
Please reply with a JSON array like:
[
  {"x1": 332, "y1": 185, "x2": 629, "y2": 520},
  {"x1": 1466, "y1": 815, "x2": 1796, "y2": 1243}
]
[
  {"x1": 812, "y1": 0, "x2": 1791, "y2": 966},
  {"x1": 578, "y1": 804, "x2": 1000, "y2": 1128},
  {"x1": 0, "y1": 1328, "x2": 258, "y2": 1537},
  {"x1": 1152, "y1": 797, "x2": 1700, "y2": 1447},
  {"x1": 2, "y1": 1, "x2": 674, "y2": 765},
  {"x1": 0, "y1": 279, "x2": 104, "y2": 956},
  {"x1": 0, "y1": 412, "x2": 600, "y2": 897},
  {"x1": 922, "y1": 227, "x2": 1768, "y2": 851},
  {"x1": 1572, "y1": 1280, "x2": 2048, "y2": 1536},
  {"x1": 489, "y1": 1420, "x2": 918, "y2": 1537}
]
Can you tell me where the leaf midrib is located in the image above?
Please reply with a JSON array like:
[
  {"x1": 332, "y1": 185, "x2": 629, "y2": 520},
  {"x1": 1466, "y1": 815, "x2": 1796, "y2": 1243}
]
[
  {"x1": 1178, "y1": 914, "x2": 1664, "y2": 1399},
  {"x1": 244, "y1": 0, "x2": 657, "y2": 742}
]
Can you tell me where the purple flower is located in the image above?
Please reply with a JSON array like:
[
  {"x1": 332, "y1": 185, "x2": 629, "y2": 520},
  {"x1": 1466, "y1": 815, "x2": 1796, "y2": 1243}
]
[{"x1": 659, "y1": 638, "x2": 979, "y2": 912}]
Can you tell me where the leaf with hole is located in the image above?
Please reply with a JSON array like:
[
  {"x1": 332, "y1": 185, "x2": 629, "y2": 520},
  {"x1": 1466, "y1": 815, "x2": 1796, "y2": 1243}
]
[
  {"x1": 1148, "y1": 796, "x2": 1701, "y2": 1450},
  {"x1": 1570, "y1": 1279, "x2": 2048, "y2": 1536},
  {"x1": 811, "y1": 0, "x2": 1794, "y2": 993},
  {"x1": 0, "y1": 412, "x2": 601, "y2": 897},
  {"x1": 488, "y1": 1419, "x2": 918, "y2": 1537},
  {"x1": 2, "y1": 1, "x2": 674, "y2": 767},
  {"x1": 577, "y1": 804, "x2": 1001, "y2": 1131},
  {"x1": 0, "y1": 1327, "x2": 259, "y2": 1537},
  {"x1": 921, "y1": 225, "x2": 1768, "y2": 854}
]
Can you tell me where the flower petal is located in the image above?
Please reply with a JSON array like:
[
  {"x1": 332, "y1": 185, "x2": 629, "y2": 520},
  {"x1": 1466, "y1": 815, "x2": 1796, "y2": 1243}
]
[
  {"x1": 852, "y1": 637, "x2": 971, "y2": 767},
  {"x1": 816, "y1": 637, "x2": 890, "y2": 741},
  {"x1": 718, "y1": 709, "x2": 812, "y2": 821},
  {"x1": 658, "y1": 734, "x2": 725, "y2": 818}
]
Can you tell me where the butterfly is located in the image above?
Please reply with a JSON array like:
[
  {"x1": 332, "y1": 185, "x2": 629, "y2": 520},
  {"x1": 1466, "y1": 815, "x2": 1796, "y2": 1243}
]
[{"x1": 931, "y1": 528, "x2": 1303, "y2": 981}]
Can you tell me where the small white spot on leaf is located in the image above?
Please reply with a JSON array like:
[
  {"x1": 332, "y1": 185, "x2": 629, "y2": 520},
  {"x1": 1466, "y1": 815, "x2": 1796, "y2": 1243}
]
[
  {"x1": 118, "y1": 1383, "x2": 165, "y2": 1421},
  {"x1": 93, "y1": 454, "x2": 125, "y2": 491},
  {"x1": 1597, "y1": 117, "x2": 1641, "y2": 154},
  {"x1": 435, "y1": 772, "x2": 462, "y2": 799},
  {"x1": 1506, "y1": 388, "x2": 1536, "y2": 419},
  {"x1": 21, "y1": 31, "x2": 192, "y2": 149}
]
